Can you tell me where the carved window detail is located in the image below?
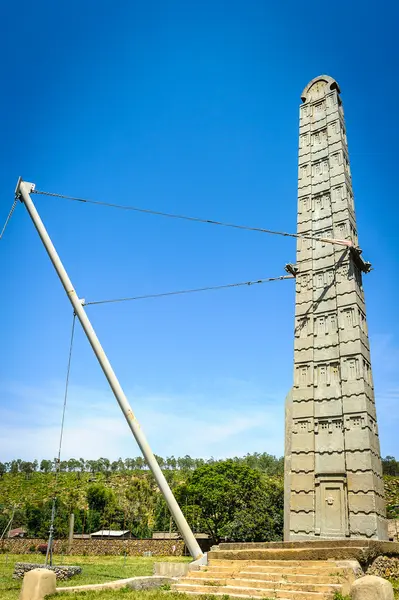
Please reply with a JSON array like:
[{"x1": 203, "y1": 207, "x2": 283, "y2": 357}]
[
  {"x1": 311, "y1": 128, "x2": 327, "y2": 146},
  {"x1": 300, "y1": 133, "x2": 309, "y2": 148},
  {"x1": 349, "y1": 223, "x2": 358, "y2": 245},
  {"x1": 314, "y1": 194, "x2": 323, "y2": 210},
  {"x1": 328, "y1": 121, "x2": 339, "y2": 136},
  {"x1": 295, "y1": 317, "x2": 309, "y2": 338},
  {"x1": 315, "y1": 228, "x2": 333, "y2": 248},
  {"x1": 298, "y1": 196, "x2": 310, "y2": 212},
  {"x1": 334, "y1": 186, "x2": 343, "y2": 202},
  {"x1": 330, "y1": 363, "x2": 340, "y2": 384},
  {"x1": 314, "y1": 270, "x2": 334, "y2": 288},
  {"x1": 343, "y1": 308, "x2": 354, "y2": 328},
  {"x1": 317, "y1": 316, "x2": 326, "y2": 335},
  {"x1": 342, "y1": 152, "x2": 351, "y2": 176},
  {"x1": 331, "y1": 152, "x2": 341, "y2": 167},
  {"x1": 297, "y1": 365, "x2": 309, "y2": 386},
  {"x1": 313, "y1": 162, "x2": 323, "y2": 177},
  {"x1": 362, "y1": 359, "x2": 373, "y2": 386},
  {"x1": 330, "y1": 314, "x2": 337, "y2": 332},
  {"x1": 319, "y1": 365, "x2": 327, "y2": 385},
  {"x1": 358, "y1": 309, "x2": 368, "y2": 334},
  {"x1": 300, "y1": 164, "x2": 310, "y2": 179},
  {"x1": 314, "y1": 100, "x2": 325, "y2": 115},
  {"x1": 301, "y1": 104, "x2": 310, "y2": 118},
  {"x1": 348, "y1": 415, "x2": 365, "y2": 429},
  {"x1": 347, "y1": 358, "x2": 359, "y2": 380},
  {"x1": 336, "y1": 222, "x2": 347, "y2": 237}
]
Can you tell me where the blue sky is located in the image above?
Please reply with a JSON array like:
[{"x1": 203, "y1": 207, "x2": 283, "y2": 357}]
[{"x1": 1, "y1": 1, "x2": 398, "y2": 462}]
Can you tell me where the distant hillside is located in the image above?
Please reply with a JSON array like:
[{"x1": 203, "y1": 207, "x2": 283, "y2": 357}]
[
  {"x1": 0, "y1": 453, "x2": 284, "y2": 540},
  {"x1": 0, "y1": 454, "x2": 397, "y2": 541}
]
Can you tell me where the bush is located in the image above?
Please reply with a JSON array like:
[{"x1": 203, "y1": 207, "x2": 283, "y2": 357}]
[{"x1": 38, "y1": 544, "x2": 48, "y2": 555}]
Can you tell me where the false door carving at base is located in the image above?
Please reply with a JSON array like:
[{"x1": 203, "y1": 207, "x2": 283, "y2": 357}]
[{"x1": 315, "y1": 474, "x2": 349, "y2": 537}]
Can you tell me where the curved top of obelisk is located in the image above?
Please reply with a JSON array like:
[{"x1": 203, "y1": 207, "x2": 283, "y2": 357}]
[{"x1": 301, "y1": 75, "x2": 340, "y2": 103}]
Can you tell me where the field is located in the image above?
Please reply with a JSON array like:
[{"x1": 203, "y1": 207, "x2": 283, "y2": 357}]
[
  {"x1": 0, "y1": 554, "x2": 190, "y2": 600},
  {"x1": 1, "y1": 553, "x2": 399, "y2": 600}
]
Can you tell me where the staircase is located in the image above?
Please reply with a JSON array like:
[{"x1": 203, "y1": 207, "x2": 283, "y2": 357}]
[{"x1": 172, "y1": 558, "x2": 356, "y2": 599}]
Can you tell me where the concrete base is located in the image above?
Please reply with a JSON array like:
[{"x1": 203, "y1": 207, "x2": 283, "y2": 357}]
[
  {"x1": 154, "y1": 562, "x2": 190, "y2": 577},
  {"x1": 19, "y1": 568, "x2": 56, "y2": 600},
  {"x1": 211, "y1": 540, "x2": 399, "y2": 568},
  {"x1": 57, "y1": 575, "x2": 174, "y2": 594}
]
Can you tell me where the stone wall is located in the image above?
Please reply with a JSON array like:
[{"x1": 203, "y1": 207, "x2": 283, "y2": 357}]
[
  {"x1": 13, "y1": 563, "x2": 82, "y2": 580},
  {"x1": 388, "y1": 519, "x2": 399, "y2": 542},
  {"x1": 1, "y1": 537, "x2": 185, "y2": 556}
]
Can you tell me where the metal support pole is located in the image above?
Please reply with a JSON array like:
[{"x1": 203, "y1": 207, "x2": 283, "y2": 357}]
[
  {"x1": 45, "y1": 498, "x2": 56, "y2": 566},
  {"x1": 16, "y1": 178, "x2": 203, "y2": 560}
]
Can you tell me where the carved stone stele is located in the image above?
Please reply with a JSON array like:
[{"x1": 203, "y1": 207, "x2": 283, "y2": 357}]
[{"x1": 284, "y1": 76, "x2": 388, "y2": 541}]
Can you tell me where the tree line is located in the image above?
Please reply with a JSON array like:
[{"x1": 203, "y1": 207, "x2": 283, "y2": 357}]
[
  {"x1": 0, "y1": 452, "x2": 285, "y2": 477},
  {"x1": 1, "y1": 453, "x2": 397, "y2": 477}
]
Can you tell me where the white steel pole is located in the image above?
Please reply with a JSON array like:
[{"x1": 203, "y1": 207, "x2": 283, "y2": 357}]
[{"x1": 16, "y1": 178, "x2": 203, "y2": 560}]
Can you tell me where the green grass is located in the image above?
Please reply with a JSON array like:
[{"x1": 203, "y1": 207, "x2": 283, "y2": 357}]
[
  {"x1": 53, "y1": 591, "x2": 203, "y2": 600},
  {"x1": 0, "y1": 554, "x2": 190, "y2": 600},
  {"x1": 389, "y1": 578, "x2": 399, "y2": 599}
]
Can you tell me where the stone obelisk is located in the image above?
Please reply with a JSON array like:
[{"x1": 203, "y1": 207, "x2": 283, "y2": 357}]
[{"x1": 284, "y1": 75, "x2": 387, "y2": 540}]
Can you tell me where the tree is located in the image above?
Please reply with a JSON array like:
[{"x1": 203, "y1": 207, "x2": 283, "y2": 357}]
[
  {"x1": 87, "y1": 484, "x2": 115, "y2": 513},
  {"x1": 176, "y1": 460, "x2": 283, "y2": 543},
  {"x1": 10, "y1": 460, "x2": 21, "y2": 474},
  {"x1": 26, "y1": 500, "x2": 69, "y2": 538},
  {"x1": 222, "y1": 477, "x2": 284, "y2": 542},
  {"x1": 20, "y1": 461, "x2": 35, "y2": 477},
  {"x1": 382, "y1": 456, "x2": 399, "y2": 476},
  {"x1": 40, "y1": 460, "x2": 53, "y2": 473},
  {"x1": 122, "y1": 477, "x2": 156, "y2": 537},
  {"x1": 67, "y1": 459, "x2": 80, "y2": 472},
  {"x1": 0, "y1": 462, "x2": 6, "y2": 477}
]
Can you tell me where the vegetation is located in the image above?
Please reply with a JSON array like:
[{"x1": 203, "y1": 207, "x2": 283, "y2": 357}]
[
  {"x1": 175, "y1": 461, "x2": 283, "y2": 542},
  {"x1": 53, "y1": 591, "x2": 205, "y2": 600},
  {"x1": 0, "y1": 454, "x2": 284, "y2": 543},
  {"x1": 0, "y1": 453, "x2": 397, "y2": 543},
  {"x1": 0, "y1": 554, "x2": 190, "y2": 600}
]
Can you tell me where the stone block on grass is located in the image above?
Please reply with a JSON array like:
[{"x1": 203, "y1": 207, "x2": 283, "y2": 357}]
[
  {"x1": 350, "y1": 574, "x2": 394, "y2": 600},
  {"x1": 19, "y1": 568, "x2": 56, "y2": 600}
]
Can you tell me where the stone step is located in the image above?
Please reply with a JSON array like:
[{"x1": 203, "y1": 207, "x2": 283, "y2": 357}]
[
  {"x1": 208, "y1": 557, "x2": 350, "y2": 568},
  {"x1": 239, "y1": 570, "x2": 346, "y2": 583},
  {"x1": 189, "y1": 571, "x2": 345, "y2": 584},
  {"x1": 172, "y1": 582, "x2": 334, "y2": 599},
  {"x1": 209, "y1": 546, "x2": 366, "y2": 562},
  {"x1": 217, "y1": 539, "x2": 374, "y2": 550},
  {"x1": 181, "y1": 576, "x2": 341, "y2": 593},
  {"x1": 173, "y1": 592, "x2": 293, "y2": 600}
]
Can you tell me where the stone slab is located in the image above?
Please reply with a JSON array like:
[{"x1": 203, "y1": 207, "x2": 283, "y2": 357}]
[{"x1": 19, "y1": 568, "x2": 56, "y2": 600}]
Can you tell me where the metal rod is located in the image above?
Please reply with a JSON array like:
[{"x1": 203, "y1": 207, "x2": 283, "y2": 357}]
[
  {"x1": 45, "y1": 498, "x2": 56, "y2": 566},
  {"x1": 16, "y1": 179, "x2": 203, "y2": 560}
]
